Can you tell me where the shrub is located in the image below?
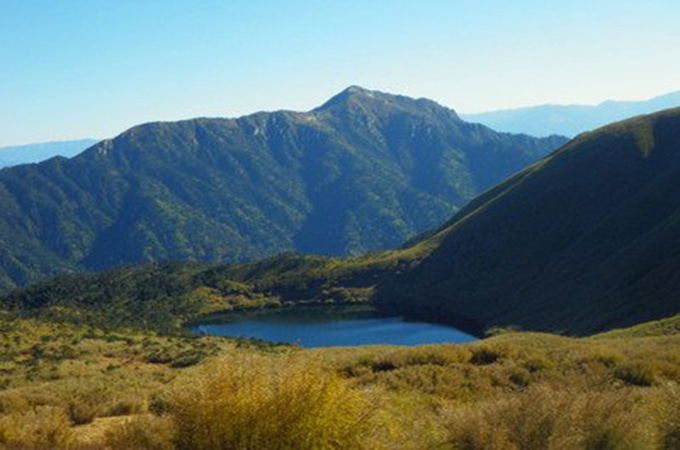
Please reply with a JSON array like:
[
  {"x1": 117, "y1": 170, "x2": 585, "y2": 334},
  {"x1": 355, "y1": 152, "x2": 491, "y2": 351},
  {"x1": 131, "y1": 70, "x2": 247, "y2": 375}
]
[
  {"x1": 64, "y1": 383, "x2": 112, "y2": 424},
  {"x1": 169, "y1": 354, "x2": 377, "y2": 449},
  {"x1": 170, "y1": 350, "x2": 206, "y2": 368},
  {"x1": 149, "y1": 392, "x2": 173, "y2": 417},
  {"x1": 0, "y1": 390, "x2": 31, "y2": 415},
  {"x1": 68, "y1": 399, "x2": 99, "y2": 425},
  {"x1": 102, "y1": 394, "x2": 146, "y2": 417},
  {"x1": 523, "y1": 357, "x2": 552, "y2": 374},
  {"x1": 508, "y1": 368, "x2": 531, "y2": 387},
  {"x1": 614, "y1": 364, "x2": 656, "y2": 387},
  {"x1": 146, "y1": 350, "x2": 175, "y2": 364},
  {"x1": 469, "y1": 347, "x2": 502, "y2": 365}
]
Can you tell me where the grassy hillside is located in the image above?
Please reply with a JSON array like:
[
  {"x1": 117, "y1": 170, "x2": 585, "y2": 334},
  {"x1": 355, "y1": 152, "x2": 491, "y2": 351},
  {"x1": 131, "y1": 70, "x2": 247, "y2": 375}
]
[
  {"x1": 0, "y1": 310, "x2": 678, "y2": 448},
  {"x1": 378, "y1": 108, "x2": 680, "y2": 335},
  {"x1": 594, "y1": 314, "x2": 680, "y2": 339},
  {"x1": 0, "y1": 87, "x2": 566, "y2": 292}
]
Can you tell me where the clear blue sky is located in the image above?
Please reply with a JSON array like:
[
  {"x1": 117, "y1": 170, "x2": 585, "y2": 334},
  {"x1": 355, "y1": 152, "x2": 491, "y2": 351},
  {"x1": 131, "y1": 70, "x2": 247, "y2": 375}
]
[{"x1": 1, "y1": 0, "x2": 679, "y2": 146}]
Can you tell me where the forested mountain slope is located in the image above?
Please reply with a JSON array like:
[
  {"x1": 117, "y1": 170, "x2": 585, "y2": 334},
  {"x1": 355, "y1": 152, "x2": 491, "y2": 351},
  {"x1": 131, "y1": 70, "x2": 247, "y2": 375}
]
[{"x1": 0, "y1": 87, "x2": 565, "y2": 291}]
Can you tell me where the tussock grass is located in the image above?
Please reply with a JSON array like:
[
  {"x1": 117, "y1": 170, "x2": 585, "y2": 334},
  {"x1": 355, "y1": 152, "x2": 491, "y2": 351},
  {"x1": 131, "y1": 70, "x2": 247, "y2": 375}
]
[
  {"x1": 655, "y1": 384, "x2": 680, "y2": 449},
  {"x1": 0, "y1": 406, "x2": 74, "y2": 448},
  {"x1": 0, "y1": 313, "x2": 679, "y2": 448},
  {"x1": 168, "y1": 354, "x2": 378, "y2": 449},
  {"x1": 105, "y1": 414, "x2": 175, "y2": 450},
  {"x1": 446, "y1": 386, "x2": 652, "y2": 450}
]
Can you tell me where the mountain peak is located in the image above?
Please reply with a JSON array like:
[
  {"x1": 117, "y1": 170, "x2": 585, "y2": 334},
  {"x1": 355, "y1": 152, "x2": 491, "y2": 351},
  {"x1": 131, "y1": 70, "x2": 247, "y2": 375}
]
[
  {"x1": 343, "y1": 85, "x2": 372, "y2": 95},
  {"x1": 316, "y1": 85, "x2": 379, "y2": 110},
  {"x1": 315, "y1": 86, "x2": 460, "y2": 120}
]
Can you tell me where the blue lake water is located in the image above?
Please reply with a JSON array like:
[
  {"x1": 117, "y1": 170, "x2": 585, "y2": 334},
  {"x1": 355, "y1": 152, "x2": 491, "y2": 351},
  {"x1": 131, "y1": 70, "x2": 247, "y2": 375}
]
[{"x1": 192, "y1": 306, "x2": 478, "y2": 348}]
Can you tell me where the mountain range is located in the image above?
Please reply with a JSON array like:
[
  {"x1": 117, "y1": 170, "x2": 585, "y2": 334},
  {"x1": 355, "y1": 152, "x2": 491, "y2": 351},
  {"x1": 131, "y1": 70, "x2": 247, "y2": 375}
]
[
  {"x1": 378, "y1": 107, "x2": 680, "y2": 334},
  {"x1": 0, "y1": 87, "x2": 566, "y2": 292},
  {"x1": 462, "y1": 90, "x2": 680, "y2": 137},
  {"x1": 4, "y1": 107, "x2": 680, "y2": 336},
  {"x1": 0, "y1": 139, "x2": 98, "y2": 168}
]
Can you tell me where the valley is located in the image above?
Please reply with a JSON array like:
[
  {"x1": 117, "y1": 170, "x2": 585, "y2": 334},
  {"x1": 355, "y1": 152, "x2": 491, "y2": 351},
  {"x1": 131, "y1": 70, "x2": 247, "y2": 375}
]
[
  {"x1": 1, "y1": 97, "x2": 679, "y2": 449},
  {"x1": 4, "y1": 1, "x2": 680, "y2": 447},
  {"x1": 1, "y1": 106, "x2": 679, "y2": 447}
]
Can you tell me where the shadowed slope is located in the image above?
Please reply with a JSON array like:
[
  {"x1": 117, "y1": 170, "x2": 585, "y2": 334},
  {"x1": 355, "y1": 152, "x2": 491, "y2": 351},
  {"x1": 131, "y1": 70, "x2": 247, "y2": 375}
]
[{"x1": 378, "y1": 108, "x2": 680, "y2": 335}]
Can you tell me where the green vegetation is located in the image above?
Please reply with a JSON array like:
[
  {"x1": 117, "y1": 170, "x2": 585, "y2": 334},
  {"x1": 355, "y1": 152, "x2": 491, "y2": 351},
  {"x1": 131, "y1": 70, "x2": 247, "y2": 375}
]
[
  {"x1": 0, "y1": 249, "x2": 435, "y2": 334},
  {"x1": 0, "y1": 86, "x2": 565, "y2": 292},
  {"x1": 595, "y1": 315, "x2": 680, "y2": 339}
]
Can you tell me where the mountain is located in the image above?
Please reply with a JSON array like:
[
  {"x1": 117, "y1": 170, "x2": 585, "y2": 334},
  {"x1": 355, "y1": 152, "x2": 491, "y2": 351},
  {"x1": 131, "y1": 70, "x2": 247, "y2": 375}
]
[
  {"x1": 6, "y1": 108, "x2": 680, "y2": 337},
  {"x1": 0, "y1": 139, "x2": 98, "y2": 168},
  {"x1": 0, "y1": 87, "x2": 566, "y2": 291},
  {"x1": 377, "y1": 107, "x2": 680, "y2": 335},
  {"x1": 461, "y1": 90, "x2": 680, "y2": 137}
]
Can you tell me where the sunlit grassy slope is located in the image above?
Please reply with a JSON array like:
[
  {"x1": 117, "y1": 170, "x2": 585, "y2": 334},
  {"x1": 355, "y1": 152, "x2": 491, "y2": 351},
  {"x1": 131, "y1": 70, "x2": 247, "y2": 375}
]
[{"x1": 1, "y1": 309, "x2": 679, "y2": 448}]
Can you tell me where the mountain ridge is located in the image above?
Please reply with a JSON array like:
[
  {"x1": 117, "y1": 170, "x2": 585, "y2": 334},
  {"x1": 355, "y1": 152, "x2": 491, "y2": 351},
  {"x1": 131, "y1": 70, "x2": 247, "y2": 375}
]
[{"x1": 0, "y1": 87, "x2": 566, "y2": 291}]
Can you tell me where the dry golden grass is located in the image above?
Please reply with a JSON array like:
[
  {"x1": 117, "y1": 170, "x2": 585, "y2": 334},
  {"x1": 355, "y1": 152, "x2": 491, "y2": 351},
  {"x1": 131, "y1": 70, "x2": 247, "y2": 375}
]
[
  {"x1": 168, "y1": 353, "x2": 378, "y2": 449},
  {"x1": 446, "y1": 386, "x2": 653, "y2": 450},
  {"x1": 104, "y1": 414, "x2": 175, "y2": 450},
  {"x1": 655, "y1": 384, "x2": 680, "y2": 449},
  {"x1": 1, "y1": 314, "x2": 679, "y2": 448},
  {"x1": 0, "y1": 405, "x2": 74, "y2": 448}
]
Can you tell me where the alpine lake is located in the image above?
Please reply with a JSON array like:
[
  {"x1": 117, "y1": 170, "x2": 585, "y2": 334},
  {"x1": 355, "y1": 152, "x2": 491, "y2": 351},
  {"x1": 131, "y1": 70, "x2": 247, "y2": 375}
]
[{"x1": 191, "y1": 305, "x2": 478, "y2": 348}]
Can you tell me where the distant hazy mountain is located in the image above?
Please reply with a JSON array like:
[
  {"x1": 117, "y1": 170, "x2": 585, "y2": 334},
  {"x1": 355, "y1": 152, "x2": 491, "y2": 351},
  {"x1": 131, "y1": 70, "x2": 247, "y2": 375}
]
[
  {"x1": 379, "y1": 107, "x2": 680, "y2": 335},
  {"x1": 462, "y1": 91, "x2": 680, "y2": 137},
  {"x1": 0, "y1": 86, "x2": 566, "y2": 291},
  {"x1": 0, "y1": 139, "x2": 98, "y2": 168}
]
